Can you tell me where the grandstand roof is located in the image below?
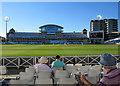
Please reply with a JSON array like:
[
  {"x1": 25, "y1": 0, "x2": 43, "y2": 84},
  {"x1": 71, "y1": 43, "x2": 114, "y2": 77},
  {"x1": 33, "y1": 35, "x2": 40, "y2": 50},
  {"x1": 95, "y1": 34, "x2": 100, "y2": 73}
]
[
  {"x1": 39, "y1": 24, "x2": 63, "y2": 29},
  {"x1": 15, "y1": 32, "x2": 40, "y2": 34},
  {"x1": 104, "y1": 37, "x2": 120, "y2": 43}
]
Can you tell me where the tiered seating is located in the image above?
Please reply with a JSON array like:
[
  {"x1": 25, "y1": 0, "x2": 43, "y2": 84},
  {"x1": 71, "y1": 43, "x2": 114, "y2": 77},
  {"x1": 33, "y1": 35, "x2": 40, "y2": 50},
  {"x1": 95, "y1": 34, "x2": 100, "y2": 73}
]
[
  {"x1": 8, "y1": 64, "x2": 113, "y2": 85},
  {"x1": 66, "y1": 64, "x2": 103, "y2": 84},
  {"x1": 9, "y1": 67, "x2": 35, "y2": 85},
  {"x1": 9, "y1": 66, "x2": 54, "y2": 85}
]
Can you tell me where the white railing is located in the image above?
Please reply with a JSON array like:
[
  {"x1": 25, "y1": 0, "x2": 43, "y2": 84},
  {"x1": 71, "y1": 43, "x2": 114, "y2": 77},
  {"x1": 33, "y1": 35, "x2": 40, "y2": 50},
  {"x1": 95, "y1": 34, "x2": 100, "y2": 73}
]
[{"x1": 0, "y1": 55, "x2": 120, "y2": 68}]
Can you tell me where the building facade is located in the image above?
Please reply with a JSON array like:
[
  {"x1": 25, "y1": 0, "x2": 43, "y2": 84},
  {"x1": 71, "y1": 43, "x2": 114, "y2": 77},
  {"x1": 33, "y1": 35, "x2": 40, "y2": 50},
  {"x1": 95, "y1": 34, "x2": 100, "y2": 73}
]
[
  {"x1": 90, "y1": 19, "x2": 118, "y2": 41},
  {"x1": 8, "y1": 24, "x2": 89, "y2": 44},
  {"x1": 0, "y1": 36, "x2": 5, "y2": 43}
]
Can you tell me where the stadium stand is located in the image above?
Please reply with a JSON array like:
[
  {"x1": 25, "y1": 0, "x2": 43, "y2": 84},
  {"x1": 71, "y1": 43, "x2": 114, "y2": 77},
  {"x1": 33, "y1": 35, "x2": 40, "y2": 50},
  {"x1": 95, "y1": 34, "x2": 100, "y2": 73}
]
[
  {"x1": 104, "y1": 37, "x2": 120, "y2": 44},
  {"x1": 0, "y1": 54, "x2": 119, "y2": 85},
  {"x1": 7, "y1": 25, "x2": 89, "y2": 44},
  {"x1": 0, "y1": 63, "x2": 117, "y2": 85}
]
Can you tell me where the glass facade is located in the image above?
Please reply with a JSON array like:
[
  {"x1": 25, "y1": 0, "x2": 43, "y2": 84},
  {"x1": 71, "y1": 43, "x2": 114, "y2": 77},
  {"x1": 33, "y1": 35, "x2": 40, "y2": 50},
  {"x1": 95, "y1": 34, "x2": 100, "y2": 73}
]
[
  {"x1": 90, "y1": 19, "x2": 118, "y2": 41},
  {"x1": 41, "y1": 26, "x2": 62, "y2": 34}
]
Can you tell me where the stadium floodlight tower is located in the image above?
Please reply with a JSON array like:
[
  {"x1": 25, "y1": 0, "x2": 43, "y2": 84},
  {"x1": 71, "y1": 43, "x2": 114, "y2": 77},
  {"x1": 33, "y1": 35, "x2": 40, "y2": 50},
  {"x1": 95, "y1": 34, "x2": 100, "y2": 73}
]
[
  {"x1": 4, "y1": 16, "x2": 10, "y2": 39},
  {"x1": 96, "y1": 15, "x2": 102, "y2": 20}
]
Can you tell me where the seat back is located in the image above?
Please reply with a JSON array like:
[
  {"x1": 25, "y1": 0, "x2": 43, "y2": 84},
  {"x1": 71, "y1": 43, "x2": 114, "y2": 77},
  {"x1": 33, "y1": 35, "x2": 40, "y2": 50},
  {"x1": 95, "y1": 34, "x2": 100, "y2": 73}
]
[
  {"x1": 86, "y1": 76, "x2": 99, "y2": 84},
  {"x1": 91, "y1": 65, "x2": 102, "y2": 71},
  {"x1": 77, "y1": 66, "x2": 90, "y2": 74},
  {"x1": 87, "y1": 69, "x2": 100, "y2": 84},
  {"x1": 52, "y1": 67, "x2": 63, "y2": 73},
  {"x1": 88, "y1": 69, "x2": 100, "y2": 77},
  {"x1": 66, "y1": 66, "x2": 76, "y2": 73},
  {"x1": 66, "y1": 64, "x2": 74, "y2": 66},
  {"x1": 35, "y1": 78, "x2": 53, "y2": 84},
  {"x1": 75, "y1": 64, "x2": 82, "y2": 70},
  {"x1": 55, "y1": 70, "x2": 69, "y2": 78},
  {"x1": 37, "y1": 72, "x2": 52, "y2": 79},
  {"x1": 19, "y1": 72, "x2": 34, "y2": 81},
  {"x1": 25, "y1": 68, "x2": 36, "y2": 74},
  {"x1": 58, "y1": 78, "x2": 78, "y2": 85}
]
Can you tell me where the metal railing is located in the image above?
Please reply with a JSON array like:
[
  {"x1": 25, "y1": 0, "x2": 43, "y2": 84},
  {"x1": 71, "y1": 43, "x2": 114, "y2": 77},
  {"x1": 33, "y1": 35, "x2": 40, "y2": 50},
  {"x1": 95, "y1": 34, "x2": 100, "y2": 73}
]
[{"x1": 0, "y1": 55, "x2": 120, "y2": 68}]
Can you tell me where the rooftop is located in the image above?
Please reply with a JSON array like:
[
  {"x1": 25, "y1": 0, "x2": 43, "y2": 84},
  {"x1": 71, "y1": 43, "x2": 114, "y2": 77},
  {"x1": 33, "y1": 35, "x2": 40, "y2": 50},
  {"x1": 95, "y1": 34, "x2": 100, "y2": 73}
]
[{"x1": 39, "y1": 24, "x2": 63, "y2": 29}]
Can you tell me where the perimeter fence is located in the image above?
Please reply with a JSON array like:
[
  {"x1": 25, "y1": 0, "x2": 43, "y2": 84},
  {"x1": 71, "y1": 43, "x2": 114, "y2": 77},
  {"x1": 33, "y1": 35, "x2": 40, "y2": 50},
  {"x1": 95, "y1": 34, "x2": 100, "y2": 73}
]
[{"x1": 0, "y1": 55, "x2": 120, "y2": 68}]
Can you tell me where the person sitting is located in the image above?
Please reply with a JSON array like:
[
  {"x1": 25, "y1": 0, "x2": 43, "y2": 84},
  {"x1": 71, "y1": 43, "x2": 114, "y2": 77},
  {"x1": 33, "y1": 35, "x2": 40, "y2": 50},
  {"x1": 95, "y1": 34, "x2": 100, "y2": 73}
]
[
  {"x1": 51, "y1": 55, "x2": 66, "y2": 70},
  {"x1": 34, "y1": 57, "x2": 52, "y2": 73},
  {"x1": 80, "y1": 53, "x2": 120, "y2": 86}
]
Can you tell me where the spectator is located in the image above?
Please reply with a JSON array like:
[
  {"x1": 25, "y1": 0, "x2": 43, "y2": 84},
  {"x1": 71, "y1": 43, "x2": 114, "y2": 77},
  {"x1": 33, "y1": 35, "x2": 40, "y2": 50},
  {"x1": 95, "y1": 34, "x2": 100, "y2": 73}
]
[
  {"x1": 34, "y1": 57, "x2": 52, "y2": 73},
  {"x1": 80, "y1": 53, "x2": 120, "y2": 86},
  {"x1": 51, "y1": 55, "x2": 66, "y2": 70}
]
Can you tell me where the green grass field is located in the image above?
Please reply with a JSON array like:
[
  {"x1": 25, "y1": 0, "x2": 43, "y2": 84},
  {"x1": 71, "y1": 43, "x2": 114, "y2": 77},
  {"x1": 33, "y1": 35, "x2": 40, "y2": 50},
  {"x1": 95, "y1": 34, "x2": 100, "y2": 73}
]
[{"x1": 1, "y1": 44, "x2": 119, "y2": 57}]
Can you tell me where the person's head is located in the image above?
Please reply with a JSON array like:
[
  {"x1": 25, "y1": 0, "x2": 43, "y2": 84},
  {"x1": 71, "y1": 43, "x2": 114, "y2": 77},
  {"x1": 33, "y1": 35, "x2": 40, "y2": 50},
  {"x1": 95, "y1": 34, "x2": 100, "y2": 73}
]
[
  {"x1": 38, "y1": 57, "x2": 48, "y2": 64},
  {"x1": 100, "y1": 53, "x2": 117, "y2": 70},
  {"x1": 56, "y1": 55, "x2": 60, "y2": 60}
]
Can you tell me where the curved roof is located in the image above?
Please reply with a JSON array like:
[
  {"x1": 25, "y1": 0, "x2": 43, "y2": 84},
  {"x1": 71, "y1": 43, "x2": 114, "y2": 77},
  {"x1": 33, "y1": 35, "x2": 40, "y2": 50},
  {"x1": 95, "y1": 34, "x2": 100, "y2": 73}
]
[{"x1": 39, "y1": 24, "x2": 63, "y2": 29}]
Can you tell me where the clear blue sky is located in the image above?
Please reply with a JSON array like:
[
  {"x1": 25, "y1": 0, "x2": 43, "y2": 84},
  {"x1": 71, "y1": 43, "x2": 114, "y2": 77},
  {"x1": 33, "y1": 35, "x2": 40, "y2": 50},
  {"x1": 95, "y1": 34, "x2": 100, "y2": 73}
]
[{"x1": 1, "y1": 2, "x2": 118, "y2": 37}]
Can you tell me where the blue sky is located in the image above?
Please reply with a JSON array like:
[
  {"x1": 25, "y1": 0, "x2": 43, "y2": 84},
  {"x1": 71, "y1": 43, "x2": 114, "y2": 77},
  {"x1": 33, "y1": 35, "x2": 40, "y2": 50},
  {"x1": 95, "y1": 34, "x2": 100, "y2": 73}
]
[{"x1": 1, "y1": 2, "x2": 118, "y2": 37}]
